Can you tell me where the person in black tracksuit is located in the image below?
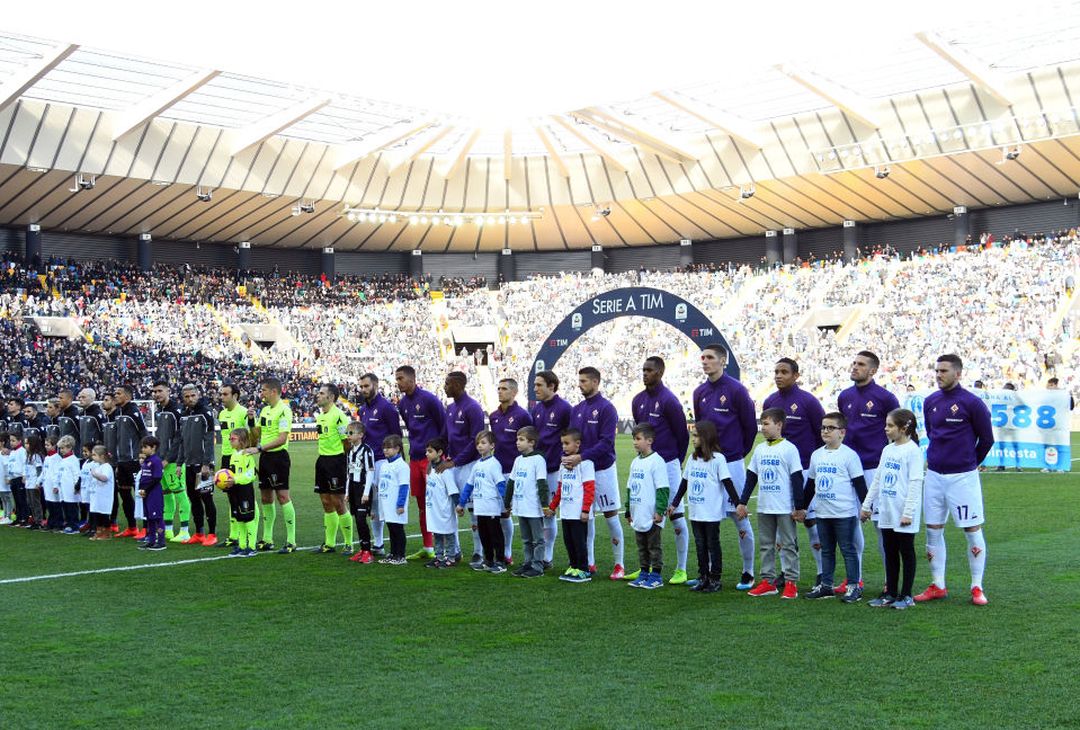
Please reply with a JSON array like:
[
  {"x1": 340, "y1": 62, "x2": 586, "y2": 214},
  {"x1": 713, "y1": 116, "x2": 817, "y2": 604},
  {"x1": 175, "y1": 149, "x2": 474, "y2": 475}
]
[
  {"x1": 110, "y1": 385, "x2": 147, "y2": 534},
  {"x1": 180, "y1": 386, "x2": 217, "y2": 543}
]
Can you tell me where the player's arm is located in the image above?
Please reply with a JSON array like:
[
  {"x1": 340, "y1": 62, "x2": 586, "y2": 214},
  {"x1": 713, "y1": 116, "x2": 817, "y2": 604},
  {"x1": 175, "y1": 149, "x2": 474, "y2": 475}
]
[
  {"x1": 860, "y1": 468, "x2": 882, "y2": 520},
  {"x1": 971, "y1": 399, "x2": 995, "y2": 465},
  {"x1": 670, "y1": 477, "x2": 688, "y2": 510},
  {"x1": 362, "y1": 449, "x2": 375, "y2": 500},
  {"x1": 668, "y1": 396, "x2": 690, "y2": 462},
  {"x1": 246, "y1": 405, "x2": 262, "y2": 445},
  {"x1": 801, "y1": 478, "x2": 816, "y2": 511},
  {"x1": 900, "y1": 452, "x2": 924, "y2": 525},
  {"x1": 852, "y1": 474, "x2": 868, "y2": 504},
  {"x1": 721, "y1": 477, "x2": 739, "y2": 505},
  {"x1": 535, "y1": 466, "x2": 549, "y2": 508},
  {"x1": 789, "y1": 466, "x2": 805, "y2": 518},
  {"x1": 458, "y1": 481, "x2": 474, "y2": 509},
  {"x1": 737, "y1": 468, "x2": 758, "y2": 506},
  {"x1": 502, "y1": 477, "x2": 515, "y2": 511},
  {"x1": 808, "y1": 398, "x2": 825, "y2": 449},
  {"x1": 395, "y1": 477, "x2": 409, "y2": 511},
  {"x1": 546, "y1": 481, "x2": 562, "y2": 515},
  {"x1": 738, "y1": 390, "x2": 758, "y2": 457},
  {"x1": 655, "y1": 484, "x2": 669, "y2": 523}
]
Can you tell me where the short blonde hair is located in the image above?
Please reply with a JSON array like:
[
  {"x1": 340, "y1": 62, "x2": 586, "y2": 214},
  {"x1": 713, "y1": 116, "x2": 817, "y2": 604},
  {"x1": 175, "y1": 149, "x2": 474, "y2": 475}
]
[{"x1": 57, "y1": 435, "x2": 76, "y2": 450}]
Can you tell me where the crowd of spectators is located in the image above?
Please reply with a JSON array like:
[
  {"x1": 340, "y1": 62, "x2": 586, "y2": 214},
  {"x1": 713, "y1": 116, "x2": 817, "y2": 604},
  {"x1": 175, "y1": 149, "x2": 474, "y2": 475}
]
[{"x1": 1, "y1": 228, "x2": 1076, "y2": 419}]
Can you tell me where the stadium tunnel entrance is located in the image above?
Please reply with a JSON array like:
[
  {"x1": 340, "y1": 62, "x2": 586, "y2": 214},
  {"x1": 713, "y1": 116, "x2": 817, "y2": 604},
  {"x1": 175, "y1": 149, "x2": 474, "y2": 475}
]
[{"x1": 528, "y1": 287, "x2": 739, "y2": 409}]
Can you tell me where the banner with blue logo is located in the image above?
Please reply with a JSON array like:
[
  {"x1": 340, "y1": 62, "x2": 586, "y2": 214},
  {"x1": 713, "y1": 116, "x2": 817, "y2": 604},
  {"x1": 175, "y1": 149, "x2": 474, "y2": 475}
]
[
  {"x1": 903, "y1": 389, "x2": 1072, "y2": 471},
  {"x1": 528, "y1": 287, "x2": 738, "y2": 408}
]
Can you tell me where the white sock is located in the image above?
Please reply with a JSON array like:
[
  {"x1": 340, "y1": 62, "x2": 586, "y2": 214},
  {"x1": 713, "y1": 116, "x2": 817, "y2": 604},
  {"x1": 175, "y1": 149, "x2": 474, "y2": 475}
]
[
  {"x1": 372, "y1": 518, "x2": 385, "y2": 549},
  {"x1": 543, "y1": 515, "x2": 558, "y2": 562},
  {"x1": 470, "y1": 512, "x2": 482, "y2": 556},
  {"x1": 853, "y1": 521, "x2": 865, "y2": 576},
  {"x1": 926, "y1": 526, "x2": 946, "y2": 589},
  {"x1": 965, "y1": 530, "x2": 986, "y2": 589},
  {"x1": 605, "y1": 515, "x2": 624, "y2": 567},
  {"x1": 672, "y1": 516, "x2": 689, "y2": 571},
  {"x1": 501, "y1": 517, "x2": 514, "y2": 561},
  {"x1": 586, "y1": 517, "x2": 596, "y2": 566},
  {"x1": 807, "y1": 524, "x2": 823, "y2": 575},
  {"x1": 733, "y1": 515, "x2": 755, "y2": 575}
]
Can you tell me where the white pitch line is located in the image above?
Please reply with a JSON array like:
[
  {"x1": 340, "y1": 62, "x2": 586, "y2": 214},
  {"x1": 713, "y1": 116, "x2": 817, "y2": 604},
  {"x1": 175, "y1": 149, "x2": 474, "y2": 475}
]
[{"x1": 0, "y1": 527, "x2": 479, "y2": 586}]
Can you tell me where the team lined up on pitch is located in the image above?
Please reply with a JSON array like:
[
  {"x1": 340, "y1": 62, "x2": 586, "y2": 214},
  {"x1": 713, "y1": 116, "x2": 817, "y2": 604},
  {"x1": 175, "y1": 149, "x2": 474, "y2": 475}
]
[{"x1": 0, "y1": 347, "x2": 992, "y2": 607}]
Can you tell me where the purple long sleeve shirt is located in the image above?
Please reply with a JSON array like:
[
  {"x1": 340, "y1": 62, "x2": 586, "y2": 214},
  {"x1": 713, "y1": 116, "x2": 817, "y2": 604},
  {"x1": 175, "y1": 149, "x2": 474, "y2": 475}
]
[
  {"x1": 763, "y1": 385, "x2": 825, "y2": 469},
  {"x1": 397, "y1": 386, "x2": 447, "y2": 462},
  {"x1": 692, "y1": 374, "x2": 757, "y2": 462},
  {"x1": 490, "y1": 403, "x2": 532, "y2": 474},
  {"x1": 357, "y1": 393, "x2": 403, "y2": 461},
  {"x1": 444, "y1": 392, "x2": 487, "y2": 467},
  {"x1": 924, "y1": 385, "x2": 995, "y2": 474},
  {"x1": 632, "y1": 383, "x2": 689, "y2": 464},
  {"x1": 570, "y1": 392, "x2": 617, "y2": 471},
  {"x1": 838, "y1": 380, "x2": 899, "y2": 469},
  {"x1": 531, "y1": 394, "x2": 573, "y2": 474}
]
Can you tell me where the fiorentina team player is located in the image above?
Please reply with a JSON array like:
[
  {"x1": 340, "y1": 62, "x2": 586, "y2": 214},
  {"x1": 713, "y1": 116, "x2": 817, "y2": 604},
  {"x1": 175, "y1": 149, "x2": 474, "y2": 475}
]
[
  {"x1": 395, "y1": 366, "x2": 446, "y2": 560},
  {"x1": 837, "y1": 350, "x2": 899, "y2": 594},
  {"x1": 356, "y1": 373, "x2": 403, "y2": 555},
  {"x1": 489, "y1": 378, "x2": 532, "y2": 565},
  {"x1": 693, "y1": 344, "x2": 757, "y2": 590},
  {"x1": 531, "y1": 370, "x2": 573, "y2": 567},
  {"x1": 566, "y1": 367, "x2": 625, "y2": 579},
  {"x1": 762, "y1": 358, "x2": 825, "y2": 588},
  {"x1": 438, "y1": 372, "x2": 486, "y2": 564},
  {"x1": 630, "y1": 357, "x2": 690, "y2": 584},
  {"x1": 916, "y1": 354, "x2": 994, "y2": 606}
]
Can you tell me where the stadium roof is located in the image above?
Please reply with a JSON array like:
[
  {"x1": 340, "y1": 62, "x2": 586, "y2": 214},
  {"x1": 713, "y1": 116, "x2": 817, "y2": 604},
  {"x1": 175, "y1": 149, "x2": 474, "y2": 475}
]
[{"x1": 0, "y1": 3, "x2": 1078, "y2": 252}]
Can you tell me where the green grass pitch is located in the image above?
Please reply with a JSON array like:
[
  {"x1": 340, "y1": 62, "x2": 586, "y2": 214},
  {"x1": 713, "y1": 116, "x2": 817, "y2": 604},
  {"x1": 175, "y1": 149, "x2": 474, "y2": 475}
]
[{"x1": 0, "y1": 435, "x2": 1077, "y2": 728}]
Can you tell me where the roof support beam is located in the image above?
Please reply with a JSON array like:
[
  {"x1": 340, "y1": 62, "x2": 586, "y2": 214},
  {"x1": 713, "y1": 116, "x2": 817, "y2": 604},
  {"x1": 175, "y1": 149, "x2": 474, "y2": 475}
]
[
  {"x1": 574, "y1": 106, "x2": 697, "y2": 163},
  {"x1": 0, "y1": 43, "x2": 79, "y2": 113},
  {"x1": 435, "y1": 128, "x2": 481, "y2": 179},
  {"x1": 650, "y1": 91, "x2": 765, "y2": 149},
  {"x1": 333, "y1": 119, "x2": 436, "y2": 170},
  {"x1": 230, "y1": 95, "x2": 332, "y2": 156},
  {"x1": 110, "y1": 69, "x2": 220, "y2": 140},
  {"x1": 385, "y1": 124, "x2": 455, "y2": 174},
  {"x1": 503, "y1": 129, "x2": 513, "y2": 180},
  {"x1": 548, "y1": 115, "x2": 627, "y2": 173},
  {"x1": 775, "y1": 63, "x2": 883, "y2": 129},
  {"x1": 915, "y1": 31, "x2": 1013, "y2": 106},
  {"x1": 533, "y1": 123, "x2": 570, "y2": 178}
]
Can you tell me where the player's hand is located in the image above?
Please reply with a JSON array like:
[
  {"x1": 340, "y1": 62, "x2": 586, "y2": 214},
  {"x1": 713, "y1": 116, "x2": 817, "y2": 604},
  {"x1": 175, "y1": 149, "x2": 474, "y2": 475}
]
[
  {"x1": 735, "y1": 504, "x2": 748, "y2": 520},
  {"x1": 653, "y1": 512, "x2": 662, "y2": 524},
  {"x1": 899, "y1": 516, "x2": 912, "y2": 526},
  {"x1": 435, "y1": 459, "x2": 453, "y2": 474},
  {"x1": 201, "y1": 465, "x2": 211, "y2": 478},
  {"x1": 561, "y1": 454, "x2": 582, "y2": 469},
  {"x1": 455, "y1": 506, "x2": 464, "y2": 516},
  {"x1": 246, "y1": 407, "x2": 256, "y2": 420},
  {"x1": 396, "y1": 507, "x2": 404, "y2": 515},
  {"x1": 792, "y1": 509, "x2": 806, "y2": 522},
  {"x1": 859, "y1": 510, "x2": 870, "y2": 522},
  {"x1": 241, "y1": 447, "x2": 259, "y2": 455},
  {"x1": 665, "y1": 505, "x2": 675, "y2": 517},
  {"x1": 542, "y1": 507, "x2": 553, "y2": 517},
  {"x1": 501, "y1": 510, "x2": 510, "y2": 519},
  {"x1": 138, "y1": 490, "x2": 145, "y2": 497},
  {"x1": 361, "y1": 496, "x2": 369, "y2": 505},
  {"x1": 580, "y1": 511, "x2": 589, "y2": 522}
]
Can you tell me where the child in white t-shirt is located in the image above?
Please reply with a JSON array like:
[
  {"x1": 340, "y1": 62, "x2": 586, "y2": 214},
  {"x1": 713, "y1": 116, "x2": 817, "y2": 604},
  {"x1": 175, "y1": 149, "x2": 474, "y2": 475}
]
[
  {"x1": 862, "y1": 409, "x2": 924, "y2": 610},
  {"x1": 669, "y1": 420, "x2": 739, "y2": 593},
  {"x1": 545, "y1": 428, "x2": 595, "y2": 583},
  {"x1": 504, "y1": 427, "x2": 548, "y2": 578},
  {"x1": 423, "y1": 439, "x2": 459, "y2": 568},
  {"x1": 624, "y1": 424, "x2": 670, "y2": 590},
  {"x1": 736, "y1": 408, "x2": 805, "y2": 599},
  {"x1": 802, "y1": 412, "x2": 868, "y2": 603},
  {"x1": 88, "y1": 445, "x2": 116, "y2": 540}
]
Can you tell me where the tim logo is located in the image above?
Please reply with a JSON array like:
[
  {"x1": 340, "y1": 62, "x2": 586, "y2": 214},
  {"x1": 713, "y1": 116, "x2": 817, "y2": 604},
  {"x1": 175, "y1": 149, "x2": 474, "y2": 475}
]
[
  {"x1": 549, "y1": 338, "x2": 568, "y2": 347},
  {"x1": 691, "y1": 328, "x2": 714, "y2": 337},
  {"x1": 571, "y1": 313, "x2": 582, "y2": 330},
  {"x1": 675, "y1": 303, "x2": 687, "y2": 322}
]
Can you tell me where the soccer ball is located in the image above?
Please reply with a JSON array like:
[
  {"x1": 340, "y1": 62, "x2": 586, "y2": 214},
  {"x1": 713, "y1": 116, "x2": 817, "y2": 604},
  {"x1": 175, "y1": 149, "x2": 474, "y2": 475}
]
[{"x1": 214, "y1": 469, "x2": 235, "y2": 491}]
